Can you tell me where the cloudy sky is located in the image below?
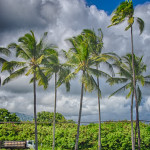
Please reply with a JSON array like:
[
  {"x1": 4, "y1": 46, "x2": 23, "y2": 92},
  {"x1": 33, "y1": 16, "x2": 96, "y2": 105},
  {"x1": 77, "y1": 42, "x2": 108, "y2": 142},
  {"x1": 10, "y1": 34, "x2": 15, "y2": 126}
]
[{"x1": 0, "y1": 0, "x2": 150, "y2": 123}]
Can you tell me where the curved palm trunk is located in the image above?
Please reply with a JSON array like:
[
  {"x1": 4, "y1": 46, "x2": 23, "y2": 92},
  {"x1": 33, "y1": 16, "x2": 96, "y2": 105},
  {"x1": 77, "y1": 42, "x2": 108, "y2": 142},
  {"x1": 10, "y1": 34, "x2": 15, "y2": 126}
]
[
  {"x1": 52, "y1": 72, "x2": 57, "y2": 150},
  {"x1": 131, "y1": 26, "x2": 141, "y2": 150},
  {"x1": 131, "y1": 92, "x2": 135, "y2": 150},
  {"x1": 96, "y1": 65, "x2": 101, "y2": 150},
  {"x1": 34, "y1": 71, "x2": 38, "y2": 150},
  {"x1": 75, "y1": 72, "x2": 84, "y2": 150}
]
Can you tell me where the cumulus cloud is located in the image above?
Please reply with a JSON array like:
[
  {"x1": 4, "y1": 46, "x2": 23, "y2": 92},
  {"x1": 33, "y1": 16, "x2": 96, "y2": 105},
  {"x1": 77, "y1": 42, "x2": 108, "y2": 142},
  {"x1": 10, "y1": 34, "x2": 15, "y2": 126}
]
[{"x1": 0, "y1": 0, "x2": 150, "y2": 122}]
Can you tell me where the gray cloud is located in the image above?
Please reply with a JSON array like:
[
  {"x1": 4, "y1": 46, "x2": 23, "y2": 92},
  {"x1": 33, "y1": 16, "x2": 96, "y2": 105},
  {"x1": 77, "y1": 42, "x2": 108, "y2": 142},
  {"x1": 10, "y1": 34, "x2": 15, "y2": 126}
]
[{"x1": 0, "y1": 0, "x2": 46, "y2": 30}]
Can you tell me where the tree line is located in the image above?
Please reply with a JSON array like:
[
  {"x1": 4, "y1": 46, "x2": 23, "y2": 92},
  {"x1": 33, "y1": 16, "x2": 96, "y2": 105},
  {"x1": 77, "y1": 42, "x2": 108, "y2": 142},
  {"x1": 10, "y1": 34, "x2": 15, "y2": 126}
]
[{"x1": 0, "y1": 1, "x2": 149, "y2": 150}]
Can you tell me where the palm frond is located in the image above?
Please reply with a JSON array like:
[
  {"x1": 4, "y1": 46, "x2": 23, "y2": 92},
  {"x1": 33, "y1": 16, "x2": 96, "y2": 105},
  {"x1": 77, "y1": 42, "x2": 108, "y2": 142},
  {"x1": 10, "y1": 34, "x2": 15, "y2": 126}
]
[
  {"x1": 109, "y1": 83, "x2": 130, "y2": 98},
  {"x1": 102, "y1": 61, "x2": 115, "y2": 77},
  {"x1": 0, "y1": 48, "x2": 11, "y2": 56},
  {"x1": 8, "y1": 43, "x2": 17, "y2": 49},
  {"x1": 57, "y1": 66, "x2": 71, "y2": 92},
  {"x1": 126, "y1": 88, "x2": 132, "y2": 99},
  {"x1": 137, "y1": 85, "x2": 142, "y2": 106},
  {"x1": 106, "y1": 77, "x2": 128, "y2": 85},
  {"x1": 25, "y1": 67, "x2": 34, "y2": 76},
  {"x1": 36, "y1": 55, "x2": 45, "y2": 65},
  {"x1": 65, "y1": 72, "x2": 77, "y2": 82},
  {"x1": 125, "y1": 23, "x2": 132, "y2": 31},
  {"x1": 36, "y1": 66, "x2": 48, "y2": 89},
  {"x1": 81, "y1": 73, "x2": 101, "y2": 96},
  {"x1": 2, "y1": 67, "x2": 28, "y2": 85},
  {"x1": 1, "y1": 61, "x2": 26, "y2": 73},
  {"x1": 136, "y1": 17, "x2": 144, "y2": 34},
  {"x1": 16, "y1": 44, "x2": 31, "y2": 60},
  {"x1": 137, "y1": 75, "x2": 145, "y2": 86},
  {"x1": 0, "y1": 58, "x2": 7, "y2": 64},
  {"x1": 88, "y1": 68, "x2": 111, "y2": 78}
]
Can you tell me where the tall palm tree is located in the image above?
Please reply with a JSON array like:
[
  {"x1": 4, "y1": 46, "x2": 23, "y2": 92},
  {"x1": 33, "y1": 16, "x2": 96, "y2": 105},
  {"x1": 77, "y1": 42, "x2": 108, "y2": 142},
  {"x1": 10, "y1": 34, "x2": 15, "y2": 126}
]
[
  {"x1": 0, "y1": 47, "x2": 11, "y2": 86},
  {"x1": 43, "y1": 49, "x2": 70, "y2": 150},
  {"x1": 1, "y1": 31, "x2": 49, "y2": 150},
  {"x1": 64, "y1": 33, "x2": 110, "y2": 150},
  {"x1": 108, "y1": 1, "x2": 144, "y2": 149},
  {"x1": 107, "y1": 54, "x2": 150, "y2": 149},
  {"x1": 81, "y1": 28, "x2": 115, "y2": 150}
]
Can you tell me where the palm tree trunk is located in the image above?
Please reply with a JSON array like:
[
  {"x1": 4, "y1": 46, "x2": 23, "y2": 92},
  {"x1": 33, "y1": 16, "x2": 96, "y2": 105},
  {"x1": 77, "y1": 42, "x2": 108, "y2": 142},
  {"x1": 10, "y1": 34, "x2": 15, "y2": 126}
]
[
  {"x1": 134, "y1": 121, "x2": 137, "y2": 146},
  {"x1": 75, "y1": 72, "x2": 84, "y2": 150},
  {"x1": 53, "y1": 72, "x2": 57, "y2": 150},
  {"x1": 34, "y1": 71, "x2": 38, "y2": 150},
  {"x1": 131, "y1": 92, "x2": 135, "y2": 150},
  {"x1": 96, "y1": 65, "x2": 101, "y2": 150},
  {"x1": 131, "y1": 26, "x2": 141, "y2": 150}
]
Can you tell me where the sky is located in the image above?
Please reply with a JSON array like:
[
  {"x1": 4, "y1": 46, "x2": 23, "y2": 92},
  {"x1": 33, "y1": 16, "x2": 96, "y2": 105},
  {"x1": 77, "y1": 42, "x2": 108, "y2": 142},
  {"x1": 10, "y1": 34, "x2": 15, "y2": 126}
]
[
  {"x1": 0, "y1": 0, "x2": 150, "y2": 123},
  {"x1": 86, "y1": 0, "x2": 149, "y2": 14}
]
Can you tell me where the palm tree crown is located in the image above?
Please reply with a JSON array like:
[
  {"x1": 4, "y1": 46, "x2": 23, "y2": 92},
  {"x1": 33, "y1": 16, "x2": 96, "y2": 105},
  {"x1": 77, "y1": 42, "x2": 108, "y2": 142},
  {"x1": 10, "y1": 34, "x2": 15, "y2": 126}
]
[
  {"x1": 107, "y1": 53, "x2": 150, "y2": 104},
  {"x1": 2, "y1": 31, "x2": 49, "y2": 88},
  {"x1": 108, "y1": 0, "x2": 144, "y2": 34}
]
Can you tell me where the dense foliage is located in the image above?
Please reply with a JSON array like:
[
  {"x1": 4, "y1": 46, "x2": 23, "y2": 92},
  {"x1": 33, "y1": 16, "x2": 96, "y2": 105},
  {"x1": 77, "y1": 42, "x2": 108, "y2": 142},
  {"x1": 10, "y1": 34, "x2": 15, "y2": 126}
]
[
  {"x1": 0, "y1": 108, "x2": 20, "y2": 122},
  {"x1": 0, "y1": 122, "x2": 150, "y2": 150},
  {"x1": 36, "y1": 111, "x2": 67, "y2": 123}
]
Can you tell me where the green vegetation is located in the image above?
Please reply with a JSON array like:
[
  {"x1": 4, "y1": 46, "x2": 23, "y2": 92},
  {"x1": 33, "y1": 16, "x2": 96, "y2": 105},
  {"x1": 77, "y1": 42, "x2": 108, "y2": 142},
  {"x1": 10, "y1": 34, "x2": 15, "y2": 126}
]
[
  {"x1": 36, "y1": 111, "x2": 67, "y2": 124},
  {"x1": 0, "y1": 122, "x2": 150, "y2": 150},
  {"x1": 0, "y1": 108, "x2": 20, "y2": 122}
]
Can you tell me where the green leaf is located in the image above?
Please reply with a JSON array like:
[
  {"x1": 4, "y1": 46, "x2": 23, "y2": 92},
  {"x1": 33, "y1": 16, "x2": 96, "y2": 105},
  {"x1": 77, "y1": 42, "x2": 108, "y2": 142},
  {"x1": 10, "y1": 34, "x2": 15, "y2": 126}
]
[
  {"x1": 2, "y1": 67, "x2": 28, "y2": 85},
  {"x1": 36, "y1": 55, "x2": 45, "y2": 64},
  {"x1": 137, "y1": 85, "x2": 142, "y2": 106},
  {"x1": 0, "y1": 48, "x2": 11, "y2": 56},
  {"x1": 126, "y1": 89, "x2": 132, "y2": 99},
  {"x1": 109, "y1": 83, "x2": 130, "y2": 98},
  {"x1": 125, "y1": 24, "x2": 132, "y2": 31},
  {"x1": 1, "y1": 61, "x2": 26, "y2": 73},
  {"x1": 136, "y1": 17, "x2": 144, "y2": 34}
]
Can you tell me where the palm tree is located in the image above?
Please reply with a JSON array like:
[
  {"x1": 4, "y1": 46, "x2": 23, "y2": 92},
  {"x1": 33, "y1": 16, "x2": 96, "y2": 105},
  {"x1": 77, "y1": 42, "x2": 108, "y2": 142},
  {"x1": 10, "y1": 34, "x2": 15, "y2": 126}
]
[
  {"x1": 43, "y1": 49, "x2": 70, "y2": 150},
  {"x1": 63, "y1": 33, "x2": 110, "y2": 150},
  {"x1": 108, "y1": 1, "x2": 144, "y2": 149},
  {"x1": 107, "y1": 54, "x2": 150, "y2": 149},
  {"x1": 1, "y1": 31, "x2": 49, "y2": 150},
  {"x1": 0, "y1": 47, "x2": 11, "y2": 86},
  {"x1": 81, "y1": 28, "x2": 115, "y2": 150}
]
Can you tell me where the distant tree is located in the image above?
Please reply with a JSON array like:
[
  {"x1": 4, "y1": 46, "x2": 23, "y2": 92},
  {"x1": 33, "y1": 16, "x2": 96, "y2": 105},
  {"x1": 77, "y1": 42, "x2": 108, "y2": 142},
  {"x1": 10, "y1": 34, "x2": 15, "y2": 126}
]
[
  {"x1": 0, "y1": 108, "x2": 20, "y2": 122},
  {"x1": 67, "y1": 119, "x2": 75, "y2": 123},
  {"x1": 36, "y1": 111, "x2": 67, "y2": 124}
]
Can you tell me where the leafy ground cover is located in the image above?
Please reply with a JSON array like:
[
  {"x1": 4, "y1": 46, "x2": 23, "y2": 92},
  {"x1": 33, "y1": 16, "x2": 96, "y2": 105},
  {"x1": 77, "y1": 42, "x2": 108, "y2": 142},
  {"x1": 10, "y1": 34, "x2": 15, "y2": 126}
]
[{"x1": 0, "y1": 121, "x2": 150, "y2": 150}]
